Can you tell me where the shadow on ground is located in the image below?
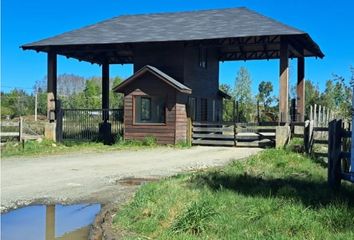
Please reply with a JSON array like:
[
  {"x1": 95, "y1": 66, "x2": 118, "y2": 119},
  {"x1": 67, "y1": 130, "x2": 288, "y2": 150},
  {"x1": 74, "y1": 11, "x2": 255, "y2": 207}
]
[{"x1": 190, "y1": 172, "x2": 354, "y2": 208}]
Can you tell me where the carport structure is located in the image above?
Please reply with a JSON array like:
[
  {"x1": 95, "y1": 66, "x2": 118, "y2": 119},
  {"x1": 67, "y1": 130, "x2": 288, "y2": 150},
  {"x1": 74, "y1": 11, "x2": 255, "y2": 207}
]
[{"x1": 21, "y1": 7, "x2": 323, "y2": 141}]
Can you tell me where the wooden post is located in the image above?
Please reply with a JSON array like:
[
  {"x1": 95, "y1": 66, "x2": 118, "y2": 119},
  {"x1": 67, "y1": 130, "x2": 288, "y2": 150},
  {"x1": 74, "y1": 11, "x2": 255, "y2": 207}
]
[
  {"x1": 297, "y1": 56, "x2": 305, "y2": 122},
  {"x1": 102, "y1": 62, "x2": 110, "y2": 121},
  {"x1": 187, "y1": 117, "x2": 192, "y2": 146},
  {"x1": 35, "y1": 91, "x2": 38, "y2": 122},
  {"x1": 279, "y1": 37, "x2": 289, "y2": 123},
  {"x1": 328, "y1": 119, "x2": 342, "y2": 189},
  {"x1": 310, "y1": 105, "x2": 313, "y2": 121},
  {"x1": 351, "y1": 86, "x2": 354, "y2": 173},
  {"x1": 257, "y1": 100, "x2": 260, "y2": 123},
  {"x1": 47, "y1": 51, "x2": 57, "y2": 122},
  {"x1": 318, "y1": 105, "x2": 322, "y2": 127},
  {"x1": 304, "y1": 120, "x2": 310, "y2": 153},
  {"x1": 314, "y1": 104, "x2": 317, "y2": 127},
  {"x1": 19, "y1": 117, "x2": 23, "y2": 142}
]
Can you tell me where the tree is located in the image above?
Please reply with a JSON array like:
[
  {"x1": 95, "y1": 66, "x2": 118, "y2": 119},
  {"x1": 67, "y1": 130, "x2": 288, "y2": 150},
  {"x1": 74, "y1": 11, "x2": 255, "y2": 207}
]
[
  {"x1": 257, "y1": 81, "x2": 274, "y2": 109},
  {"x1": 220, "y1": 83, "x2": 234, "y2": 121},
  {"x1": 110, "y1": 76, "x2": 124, "y2": 108},
  {"x1": 233, "y1": 67, "x2": 253, "y2": 121},
  {"x1": 305, "y1": 80, "x2": 321, "y2": 118}
]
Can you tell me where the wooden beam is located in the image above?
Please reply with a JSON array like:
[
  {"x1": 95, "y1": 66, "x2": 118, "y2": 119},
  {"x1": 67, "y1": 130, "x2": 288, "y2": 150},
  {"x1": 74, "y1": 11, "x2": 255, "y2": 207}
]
[
  {"x1": 47, "y1": 51, "x2": 57, "y2": 121},
  {"x1": 279, "y1": 37, "x2": 289, "y2": 122},
  {"x1": 297, "y1": 56, "x2": 305, "y2": 121},
  {"x1": 102, "y1": 62, "x2": 110, "y2": 121}
]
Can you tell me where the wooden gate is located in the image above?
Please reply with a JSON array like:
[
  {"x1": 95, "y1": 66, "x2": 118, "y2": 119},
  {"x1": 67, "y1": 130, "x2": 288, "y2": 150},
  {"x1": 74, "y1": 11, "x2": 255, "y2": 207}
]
[{"x1": 191, "y1": 121, "x2": 277, "y2": 147}]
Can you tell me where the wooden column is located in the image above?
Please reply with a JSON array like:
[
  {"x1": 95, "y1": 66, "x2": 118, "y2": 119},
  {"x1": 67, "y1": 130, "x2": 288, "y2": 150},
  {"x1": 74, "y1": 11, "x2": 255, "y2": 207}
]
[
  {"x1": 279, "y1": 37, "x2": 289, "y2": 122},
  {"x1": 297, "y1": 56, "x2": 305, "y2": 122},
  {"x1": 102, "y1": 62, "x2": 110, "y2": 121},
  {"x1": 47, "y1": 51, "x2": 57, "y2": 121}
]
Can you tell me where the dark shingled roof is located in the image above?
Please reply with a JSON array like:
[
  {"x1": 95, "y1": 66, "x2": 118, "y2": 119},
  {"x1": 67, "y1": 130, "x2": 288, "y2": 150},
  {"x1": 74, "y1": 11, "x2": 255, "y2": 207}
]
[
  {"x1": 22, "y1": 7, "x2": 324, "y2": 62},
  {"x1": 113, "y1": 65, "x2": 192, "y2": 94},
  {"x1": 24, "y1": 7, "x2": 305, "y2": 46}
]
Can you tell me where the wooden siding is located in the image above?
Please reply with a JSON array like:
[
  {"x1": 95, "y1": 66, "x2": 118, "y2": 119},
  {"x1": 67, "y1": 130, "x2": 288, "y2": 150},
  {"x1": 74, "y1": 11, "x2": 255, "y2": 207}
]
[{"x1": 122, "y1": 71, "x2": 189, "y2": 144}]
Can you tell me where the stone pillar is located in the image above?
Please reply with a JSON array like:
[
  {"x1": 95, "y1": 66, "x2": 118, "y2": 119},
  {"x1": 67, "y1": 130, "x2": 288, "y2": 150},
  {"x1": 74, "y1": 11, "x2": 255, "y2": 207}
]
[
  {"x1": 297, "y1": 56, "x2": 305, "y2": 122},
  {"x1": 279, "y1": 37, "x2": 289, "y2": 123}
]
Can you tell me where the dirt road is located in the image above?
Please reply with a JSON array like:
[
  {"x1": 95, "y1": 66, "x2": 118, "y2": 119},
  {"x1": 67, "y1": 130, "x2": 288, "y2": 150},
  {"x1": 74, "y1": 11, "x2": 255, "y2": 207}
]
[{"x1": 1, "y1": 146, "x2": 261, "y2": 212}]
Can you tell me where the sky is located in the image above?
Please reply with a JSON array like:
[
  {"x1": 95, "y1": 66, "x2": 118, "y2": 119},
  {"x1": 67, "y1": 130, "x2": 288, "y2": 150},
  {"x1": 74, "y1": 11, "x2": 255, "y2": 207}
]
[{"x1": 1, "y1": 0, "x2": 353, "y2": 95}]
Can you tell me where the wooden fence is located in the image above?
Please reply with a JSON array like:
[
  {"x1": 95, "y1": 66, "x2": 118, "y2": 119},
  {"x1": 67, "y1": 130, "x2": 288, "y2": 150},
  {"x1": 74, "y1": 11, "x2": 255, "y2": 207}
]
[
  {"x1": 327, "y1": 119, "x2": 352, "y2": 188},
  {"x1": 302, "y1": 104, "x2": 335, "y2": 157},
  {"x1": 1, "y1": 117, "x2": 43, "y2": 142},
  {"x1": 191, "y1": 121, "x2": 279, "y2": 147},
  {"x1": 1, "y1": 117, "x2": 23, "y2": 141}
]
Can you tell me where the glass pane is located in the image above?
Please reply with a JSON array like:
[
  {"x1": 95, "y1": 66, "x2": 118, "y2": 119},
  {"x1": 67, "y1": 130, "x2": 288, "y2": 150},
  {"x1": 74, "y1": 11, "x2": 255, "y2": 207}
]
[
  {"x1": 141, "y1": 97, "x2": 151, "y2": 120},
  {"x1": 135, "y1": 96, "x2": 165, "y2": 123}
]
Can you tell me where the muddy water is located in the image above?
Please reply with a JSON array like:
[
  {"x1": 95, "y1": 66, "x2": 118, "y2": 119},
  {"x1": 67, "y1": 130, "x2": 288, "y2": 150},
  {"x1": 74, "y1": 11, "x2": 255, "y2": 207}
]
[{"x1": 1, "y1": 203, "x2": 101, "y2": 240}]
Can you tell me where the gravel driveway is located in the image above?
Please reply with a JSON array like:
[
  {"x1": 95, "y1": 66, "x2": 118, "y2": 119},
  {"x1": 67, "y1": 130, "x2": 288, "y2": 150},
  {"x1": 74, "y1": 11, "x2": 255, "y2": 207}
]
[{"x1": 1, "y1": 146, "x2": 261, "y2": 212}]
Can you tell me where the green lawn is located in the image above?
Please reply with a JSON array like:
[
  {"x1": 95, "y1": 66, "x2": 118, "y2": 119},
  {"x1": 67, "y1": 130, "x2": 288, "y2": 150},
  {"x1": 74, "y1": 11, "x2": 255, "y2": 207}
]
[{"x1": 113, "y1": 149, "x2": 354, "y2": 240}]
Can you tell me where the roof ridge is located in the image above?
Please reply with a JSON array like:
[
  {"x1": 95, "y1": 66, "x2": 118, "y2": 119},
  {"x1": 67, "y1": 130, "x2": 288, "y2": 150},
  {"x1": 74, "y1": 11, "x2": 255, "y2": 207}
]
[{"x1": 113, "y1": 7, "x2": 247, "y2": 19}]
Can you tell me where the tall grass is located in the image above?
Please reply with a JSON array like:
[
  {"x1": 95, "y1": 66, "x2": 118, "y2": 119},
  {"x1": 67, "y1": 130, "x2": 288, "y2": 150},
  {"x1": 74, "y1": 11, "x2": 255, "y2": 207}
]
[{"x1": 113, "y1": 149, "x2": 354, "y2": 239}]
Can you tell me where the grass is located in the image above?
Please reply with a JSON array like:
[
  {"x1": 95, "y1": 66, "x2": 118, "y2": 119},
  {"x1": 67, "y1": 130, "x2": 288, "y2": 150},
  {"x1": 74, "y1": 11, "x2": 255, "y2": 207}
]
[
  {"x1": 113, "y1": 149, "x2": 354, "y2": 240},
  {"x1": 1, "y1": 136, "x2": 190, "y2": 158}
]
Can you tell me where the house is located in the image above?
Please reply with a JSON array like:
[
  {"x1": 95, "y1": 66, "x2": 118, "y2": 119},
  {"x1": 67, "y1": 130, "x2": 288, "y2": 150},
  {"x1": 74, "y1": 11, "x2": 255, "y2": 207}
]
[{"x1": 21, "y1": 7, "x2": 323, "y2": 143}]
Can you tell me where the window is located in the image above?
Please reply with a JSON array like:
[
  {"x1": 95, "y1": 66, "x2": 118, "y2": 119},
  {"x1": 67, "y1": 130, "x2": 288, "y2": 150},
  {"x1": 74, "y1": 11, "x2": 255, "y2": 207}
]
[
  {"x1": 135, "y1": 96, "x2": 165, "y2": 123},
  {"x1": 188, "y1": 97, "x2": 197, "y2": 121},
  {"x1": 199, "y1": 47, "x2": 207, "y2": 69},
  {"x1": 201, "y1": 98, "x2": 208, "y2": 121},
  {"x1": 141, "y1": 97, "x2": 151, "y2": 120}
]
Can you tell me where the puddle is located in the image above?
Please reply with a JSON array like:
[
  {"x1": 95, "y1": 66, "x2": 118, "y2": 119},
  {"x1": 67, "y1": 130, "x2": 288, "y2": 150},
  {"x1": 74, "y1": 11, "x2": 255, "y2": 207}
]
[
  {"x1": 1, "y1": 203, "x2": 101, "y2": 240},
  {"x1": 117, "y1": 177, "x2": 159, "y2": 186}
]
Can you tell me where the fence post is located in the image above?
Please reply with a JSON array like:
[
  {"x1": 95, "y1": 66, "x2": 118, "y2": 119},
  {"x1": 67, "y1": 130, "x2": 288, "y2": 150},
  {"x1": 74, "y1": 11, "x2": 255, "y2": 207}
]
[
  {"x1": 55, "y1": 100, "x2": 63, "y2": 142},
  {"x1": 314, "y1": 104, "x2": 317, "y2": 126},
  {"x1": 187, "y1": 118, "x2": 192, "y2": 146},
  {"x1": 351, "y1": 85, "x2": 354, "y2": 174},
  {"x1": 19, "y1": 117, "x2": 23, "y2": 142},
  {"x1": 328, "y1": 119, "x2": 342, "y2": 189},
  {"x1": 304, "y1": 120, "x2": 310, "y2": 153}
]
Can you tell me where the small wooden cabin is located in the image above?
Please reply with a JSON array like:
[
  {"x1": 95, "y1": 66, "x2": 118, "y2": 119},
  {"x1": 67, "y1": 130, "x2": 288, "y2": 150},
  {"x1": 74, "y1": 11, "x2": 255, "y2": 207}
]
[{"x1": 113, "y1": 42, "x2": 231, "y2": 144}]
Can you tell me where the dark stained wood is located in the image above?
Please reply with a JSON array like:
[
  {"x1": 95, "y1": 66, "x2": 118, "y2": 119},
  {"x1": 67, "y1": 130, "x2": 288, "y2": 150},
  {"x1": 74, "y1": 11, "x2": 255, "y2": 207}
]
[
  {"x1": 279, "y1": 37, "x2": 289, "y2": 122},
  {"x1": 102, "y1": 62, "x2": 110, "y2": 120},
  {"x1": 297, "y1": 56, "x2": 305, "y2": 121},
  {"x1": 47, "y1": 51, "x2": 57, "y2": 121}
]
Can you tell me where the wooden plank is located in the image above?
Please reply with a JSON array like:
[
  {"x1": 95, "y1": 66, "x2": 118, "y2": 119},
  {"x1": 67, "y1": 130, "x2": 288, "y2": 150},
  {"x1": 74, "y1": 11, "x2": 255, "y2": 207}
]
[
  {"x1": 236, "y1": 140, "x2": 272, "y2": 147},
  {"x1": 291, "y1": 122, "x2": 305, "y2": 126},
  {"x1": 192, "y1": 139, "x2": 235, "y2": 146},
  {"x1": 193, "y1": 134, "x2": 234, "y2": 140},
  {"x1": 313, "y1": 152, "x2": 328, "y2": 158},
  {"x1": 313, "y1": 127, "x2": 328, "y2": 132},
  {"x1": 1, "y1": 122, "x2": 19, "y2": 127},
  {"x1": 192, "y1": 127, "x2": 233, "y2": 132},
  {"x1": 192, "y1": 122, "x2": 228, "y2": 127},
  {"x1": 313, "y1": 139, "x2": 328, "y2": 145},
  {"x1": 0, "y1": 132, "x2": 20, "y2": 137}
]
